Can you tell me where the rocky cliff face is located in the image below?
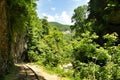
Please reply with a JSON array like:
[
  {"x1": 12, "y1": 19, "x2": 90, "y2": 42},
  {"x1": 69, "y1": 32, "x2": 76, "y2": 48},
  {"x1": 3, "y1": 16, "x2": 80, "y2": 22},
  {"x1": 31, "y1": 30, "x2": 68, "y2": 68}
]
[
  {"x1": 0, "y1": 0, "x2": 26, "y2": 77},
  {"x1": 12, "y1": 33, "x2": 26, "y2": 63},
  {"x1": 0, "y1": 0, "x2": 11, "y2": 75}
]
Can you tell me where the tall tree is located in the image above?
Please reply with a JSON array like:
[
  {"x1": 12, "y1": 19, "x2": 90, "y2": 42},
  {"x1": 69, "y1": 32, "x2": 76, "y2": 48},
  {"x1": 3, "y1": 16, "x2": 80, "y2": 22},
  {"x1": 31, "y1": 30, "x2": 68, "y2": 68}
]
[{"x1": 70, "y1": 5, "x2": 89, "y2": 37}]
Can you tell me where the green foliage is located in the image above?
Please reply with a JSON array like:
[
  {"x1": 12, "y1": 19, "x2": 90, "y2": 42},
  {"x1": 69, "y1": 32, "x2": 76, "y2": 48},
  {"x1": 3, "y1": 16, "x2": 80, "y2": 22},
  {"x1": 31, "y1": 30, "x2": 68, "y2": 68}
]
[
  {"x1": 22, "y1": 0, "x2": 120, "y2": 80},
  {"x1": 7, "y1": 0, "x2": 37, "y2": 34},
  {"x1": 27, "y1": 18, "x2": 44, "y2": 61},
  {"x1": 27, "y1": 17, "x2": 73, "y2": 67},
  {"x1": 72, "y1": 31, "x2": 98, "y2": 63},
  {"x1": 103, "y1": 32, "x2": 118, "y2": 46},
  {"x1": 27, "y1": 18, "x2": 120, "y2": 80},
  {"x1": 72, "y1": 32, "x2": 120, "y2": 79},
  {"x1": 40, "y1": 29, "x2": 72, "y2": 67},
  {"x1": 88, "y1": 0, "x2": 120, "y2": 37},
  {"x1": 70, "y1": 5, "x2": 89, "y2": 37}
]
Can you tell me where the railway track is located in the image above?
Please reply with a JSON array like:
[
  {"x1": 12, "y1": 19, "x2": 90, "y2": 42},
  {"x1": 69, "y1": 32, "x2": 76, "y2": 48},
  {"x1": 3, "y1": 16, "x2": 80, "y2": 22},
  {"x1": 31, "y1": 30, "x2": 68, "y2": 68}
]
[{"x1": 23, "y1": 64, "x2": 40, "y2": 80}]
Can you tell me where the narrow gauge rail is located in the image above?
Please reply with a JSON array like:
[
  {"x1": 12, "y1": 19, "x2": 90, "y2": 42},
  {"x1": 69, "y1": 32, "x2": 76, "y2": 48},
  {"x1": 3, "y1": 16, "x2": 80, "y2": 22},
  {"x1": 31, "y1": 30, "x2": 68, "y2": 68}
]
[{"x1": 24, "y1": 65, "x2": 39, "y2": 80}]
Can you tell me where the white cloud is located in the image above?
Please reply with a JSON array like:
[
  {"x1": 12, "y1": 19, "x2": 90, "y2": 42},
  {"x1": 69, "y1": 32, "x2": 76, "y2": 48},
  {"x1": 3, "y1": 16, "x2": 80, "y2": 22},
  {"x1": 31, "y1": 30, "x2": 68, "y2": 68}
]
[
  {"x1": 54, "y1": 14, "x2": 59, "y2": 19},
  {"x1": 42, "y1": 13, "x2": 55, "y2": 22},
  {"x1": 60, "y1": 11, "x2": 72, "y2": 25},
  {"x1": 87, "y1": 0, "x2": 90, "y2": 2},
  {"x1": 51, "y1": 7, "x2": 56, "y2": 11},
  {"x1": 42, "y1": 11, "x2": 73, "y2": 25}
]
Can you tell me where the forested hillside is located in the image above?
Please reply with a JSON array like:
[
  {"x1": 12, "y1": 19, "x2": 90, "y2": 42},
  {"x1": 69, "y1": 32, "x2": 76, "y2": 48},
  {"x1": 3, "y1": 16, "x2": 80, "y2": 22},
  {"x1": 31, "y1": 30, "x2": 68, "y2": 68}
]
[
  {"x1": 0, "y1": 0, "x2": 120, "y2": 80},
  {"x1": 49, "y1": 22, "x2": 70, "y2": 31}
]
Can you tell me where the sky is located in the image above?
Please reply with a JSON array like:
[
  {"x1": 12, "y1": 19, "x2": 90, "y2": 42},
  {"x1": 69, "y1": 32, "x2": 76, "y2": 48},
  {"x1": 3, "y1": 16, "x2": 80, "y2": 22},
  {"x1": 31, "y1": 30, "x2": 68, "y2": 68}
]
[{"x1": 37, "y1": 0, "x2": 89, "y2": 25}]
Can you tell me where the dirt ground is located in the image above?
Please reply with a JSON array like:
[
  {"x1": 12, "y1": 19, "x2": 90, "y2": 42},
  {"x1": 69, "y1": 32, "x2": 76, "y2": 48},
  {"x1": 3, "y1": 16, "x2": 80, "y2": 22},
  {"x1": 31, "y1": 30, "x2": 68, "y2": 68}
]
[{"x1": 26, "y1": 63, "x2": 69, "y2": 80}]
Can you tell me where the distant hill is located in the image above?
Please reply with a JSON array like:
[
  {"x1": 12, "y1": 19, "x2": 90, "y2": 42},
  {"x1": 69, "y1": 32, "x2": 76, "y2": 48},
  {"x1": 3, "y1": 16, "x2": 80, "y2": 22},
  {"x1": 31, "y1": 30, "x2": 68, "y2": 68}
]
[{"x1": 49, "y1": 22, "x2": 70, "y2": 31}]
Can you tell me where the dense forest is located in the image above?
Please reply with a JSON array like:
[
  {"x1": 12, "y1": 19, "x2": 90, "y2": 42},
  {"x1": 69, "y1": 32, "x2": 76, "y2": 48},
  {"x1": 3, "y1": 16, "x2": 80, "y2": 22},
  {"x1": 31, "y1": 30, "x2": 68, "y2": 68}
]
[{"x1": 0, "y1": 0, "x2": 120, "y2": 80}]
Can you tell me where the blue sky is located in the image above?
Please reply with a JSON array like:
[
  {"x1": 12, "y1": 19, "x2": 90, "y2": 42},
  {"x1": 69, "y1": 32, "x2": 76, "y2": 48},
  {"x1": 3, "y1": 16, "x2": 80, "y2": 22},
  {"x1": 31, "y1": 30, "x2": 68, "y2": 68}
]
[{"x1": 37, "y1": 0, "x2": 89, "y2": 25}]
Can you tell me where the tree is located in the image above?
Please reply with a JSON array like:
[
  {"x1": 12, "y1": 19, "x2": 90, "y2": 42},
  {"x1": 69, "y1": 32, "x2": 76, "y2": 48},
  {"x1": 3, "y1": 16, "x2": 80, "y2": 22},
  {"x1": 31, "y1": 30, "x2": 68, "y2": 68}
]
[
  {"x1": 72, "y1": 32, "x2": 120, "y2": 79},
  {"x1": 88, "y1": 0, "x2": 120, "y2": 37},
  {"x1": 70, "y1": 5, "x2": 89, "y2": 37}
]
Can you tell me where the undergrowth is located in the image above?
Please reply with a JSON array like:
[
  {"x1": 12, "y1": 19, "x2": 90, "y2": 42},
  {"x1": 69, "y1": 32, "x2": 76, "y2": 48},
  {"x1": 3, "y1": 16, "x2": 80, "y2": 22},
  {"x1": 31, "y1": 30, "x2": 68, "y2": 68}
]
[{"x1": 36, "y1": 62, "x2": 74, "y2": 80}]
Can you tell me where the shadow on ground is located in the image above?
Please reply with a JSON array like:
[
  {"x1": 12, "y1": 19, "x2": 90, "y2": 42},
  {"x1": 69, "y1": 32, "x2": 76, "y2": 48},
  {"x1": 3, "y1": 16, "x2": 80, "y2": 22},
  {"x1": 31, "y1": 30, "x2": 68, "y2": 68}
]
[{"x1": 3, "y1": 64, "x2": 46, "y2": 80}]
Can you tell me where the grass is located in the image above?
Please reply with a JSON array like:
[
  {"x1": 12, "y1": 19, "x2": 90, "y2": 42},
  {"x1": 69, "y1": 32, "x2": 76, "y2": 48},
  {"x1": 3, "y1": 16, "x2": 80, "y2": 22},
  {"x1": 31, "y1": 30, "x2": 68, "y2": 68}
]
[
  {"x1": 35, "y1": 62, "x2": 74, "y2": 80},
  {"x1": 4, "y1": 64, "x2": 22, "y2": 80}
]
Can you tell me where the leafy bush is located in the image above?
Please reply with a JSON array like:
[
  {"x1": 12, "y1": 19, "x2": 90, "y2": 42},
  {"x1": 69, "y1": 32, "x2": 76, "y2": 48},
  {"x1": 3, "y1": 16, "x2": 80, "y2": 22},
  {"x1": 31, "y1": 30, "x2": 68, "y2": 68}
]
[{"x1": 72, "y1": 32, "x2": 120, "y2": 79}]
